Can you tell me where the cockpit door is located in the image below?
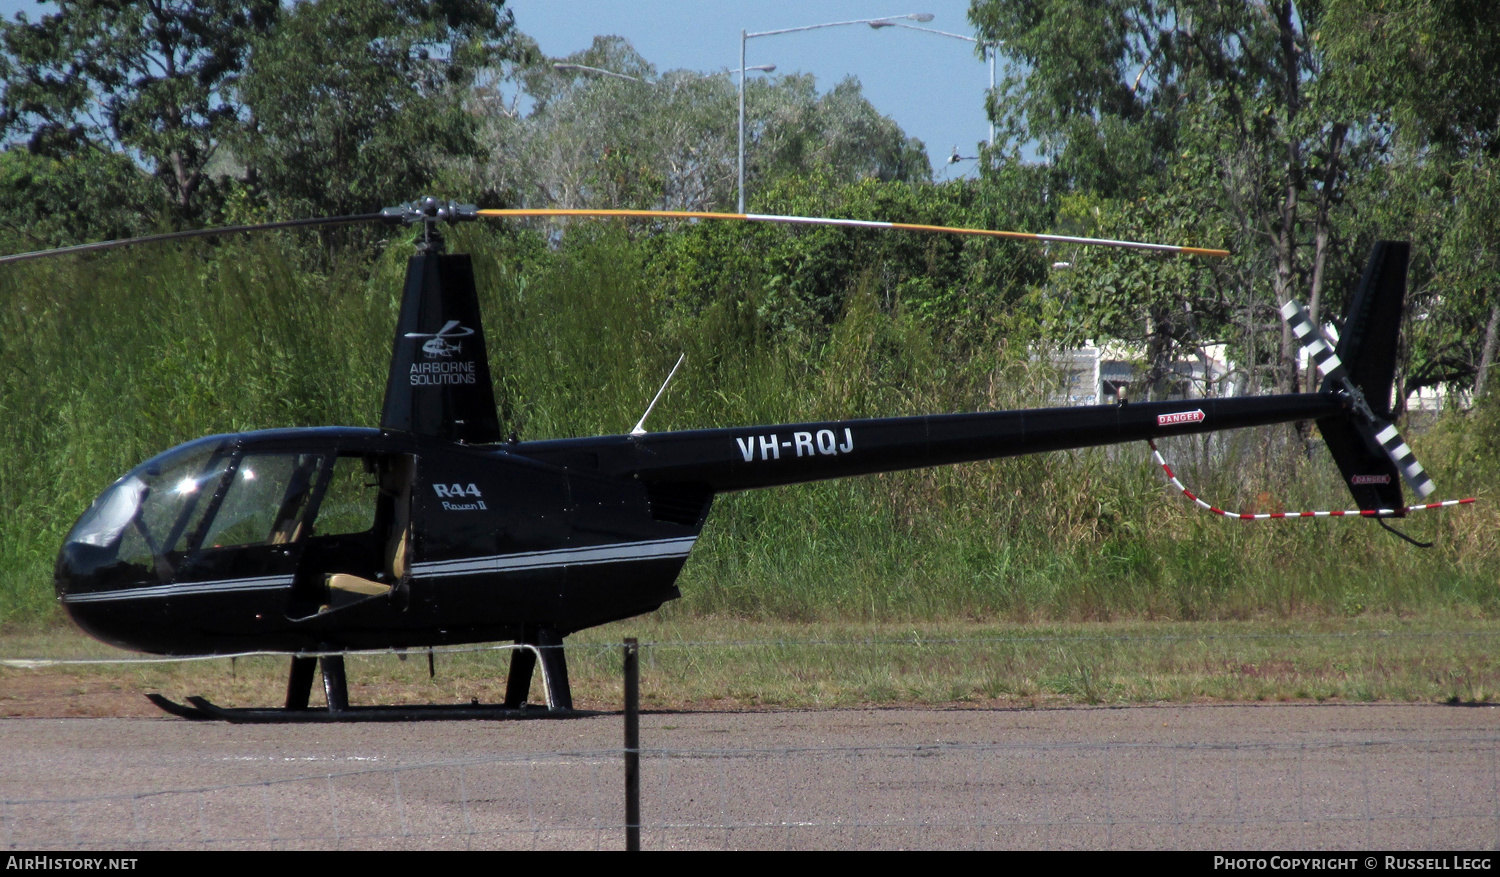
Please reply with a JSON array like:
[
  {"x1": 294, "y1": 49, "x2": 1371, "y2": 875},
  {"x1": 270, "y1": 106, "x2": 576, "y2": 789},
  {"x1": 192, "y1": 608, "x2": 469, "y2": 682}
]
[
  {"x1": 168, "y1": 451, "x2": 327, "y2": 635},
  {"x1": 288, "y1": 452, "x2": 416, "y2": 620}
]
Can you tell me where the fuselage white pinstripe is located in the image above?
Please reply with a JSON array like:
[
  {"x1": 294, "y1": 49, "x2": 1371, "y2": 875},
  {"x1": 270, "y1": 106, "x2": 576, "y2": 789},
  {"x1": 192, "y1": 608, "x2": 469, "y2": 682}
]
[{"x1": 62, "y1": 537, "x2": 699, "y2": 603}]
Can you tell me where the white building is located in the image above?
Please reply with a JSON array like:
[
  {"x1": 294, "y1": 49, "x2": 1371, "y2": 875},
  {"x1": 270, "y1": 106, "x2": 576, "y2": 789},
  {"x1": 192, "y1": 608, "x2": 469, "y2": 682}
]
[{"x1": 1049, "y1": 342, "x2": 1238, "y2": 406}]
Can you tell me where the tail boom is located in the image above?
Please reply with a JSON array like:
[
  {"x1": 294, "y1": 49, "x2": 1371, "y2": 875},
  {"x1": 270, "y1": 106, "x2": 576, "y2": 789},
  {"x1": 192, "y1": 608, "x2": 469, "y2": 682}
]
[{"x1": 521, "y1": 393, "x2": 1348, "y2": 493}]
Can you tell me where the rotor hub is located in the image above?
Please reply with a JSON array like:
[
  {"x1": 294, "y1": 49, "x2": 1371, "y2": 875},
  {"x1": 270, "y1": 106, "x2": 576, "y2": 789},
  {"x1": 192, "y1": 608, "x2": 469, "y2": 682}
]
[{"x1": 380, "y1": 197, "x2": 478, "y2": 254}]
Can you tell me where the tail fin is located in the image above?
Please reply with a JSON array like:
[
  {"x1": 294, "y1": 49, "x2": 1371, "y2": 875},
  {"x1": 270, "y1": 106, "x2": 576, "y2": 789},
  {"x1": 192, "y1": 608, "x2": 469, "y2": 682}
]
[
  {"x1": 379, "y1": 249, "x2": 502, "y2": 444},
  {"x1": 1329, "y1": 240, "x2": 1408, "y2": 419},
  {"x1": 1316, "y1": 414, "x2": 1409, "y2": 512},
  {"x1": 1283, "y1": 241, "x2": 1434, "y2": 512}
]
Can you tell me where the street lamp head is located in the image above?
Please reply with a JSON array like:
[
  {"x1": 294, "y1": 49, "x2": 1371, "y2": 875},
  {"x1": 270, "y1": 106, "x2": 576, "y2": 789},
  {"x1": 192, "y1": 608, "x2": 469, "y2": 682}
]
[
  {"x1": 948, "y1": 146, "x2": 978, "y2": 164},
  {"x1": 871, "y1": 13, "x2": 934, "y2": 29}
]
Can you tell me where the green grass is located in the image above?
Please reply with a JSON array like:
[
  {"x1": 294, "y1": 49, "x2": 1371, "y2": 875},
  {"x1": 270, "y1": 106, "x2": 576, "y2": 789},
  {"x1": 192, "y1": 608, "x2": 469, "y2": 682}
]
[{"x1": 5, "y1": 617, "x2": 1498, "y2": 711}]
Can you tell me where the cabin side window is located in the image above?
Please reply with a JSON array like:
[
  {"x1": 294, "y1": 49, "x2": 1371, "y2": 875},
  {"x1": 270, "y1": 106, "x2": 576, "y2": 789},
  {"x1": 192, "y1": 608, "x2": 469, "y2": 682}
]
[
  {"x1": 199, "y1": 453, "x2": 325, "y2": 549},
  {"x1": 311, "y1": 456, "x2": 379, "y2": 537}
]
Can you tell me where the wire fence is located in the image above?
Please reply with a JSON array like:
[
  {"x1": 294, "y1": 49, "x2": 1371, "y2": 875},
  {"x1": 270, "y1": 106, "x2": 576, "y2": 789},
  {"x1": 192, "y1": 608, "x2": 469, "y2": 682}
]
[{"x1": 5, "y1": 735, "x2": 1497, "y2": 850}]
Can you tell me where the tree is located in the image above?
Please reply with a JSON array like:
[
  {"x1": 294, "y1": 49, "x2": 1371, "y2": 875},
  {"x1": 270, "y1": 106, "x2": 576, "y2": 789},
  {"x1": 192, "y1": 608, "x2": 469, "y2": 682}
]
[
  {"x1": 642, "y1": 172, "x2": 1052, "y2": 349},
  {"x1": 234, "y1": 0, "x2": 518, "y2": 218},
  {"x1": 467, "y1": 36, "x2": 929, "y2": 212},
  {"x1": 0, "y1": 0, "x2": 277, "y2": 223},
  {"x1": 0, "y1": 147, "x2": 155, "y2": 251},
  {"x1": 752, "y1": 74, "x2": 930, "y2": 190},
  {"x1": 971, "y1": 0, "x2": 1373, "y2": 397},
  {"x1": 471, "y1": 37, "x2": 686, "y2": 209},
  {"x1": 1322, "y1": 0, "x2": 1500, "y2": 407}
]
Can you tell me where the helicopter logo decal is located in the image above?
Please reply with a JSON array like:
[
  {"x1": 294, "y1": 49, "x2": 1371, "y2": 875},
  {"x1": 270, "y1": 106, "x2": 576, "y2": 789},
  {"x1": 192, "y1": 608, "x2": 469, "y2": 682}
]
[
  {"x1": 433, "y1": 482, "x2": 487, "y2": 511},
  {"x1": 405, "y1": 320, "x2": 475, "y2": 358},
  {"x1": 405, "y1": 320, "x2": 480, "y2": 385}
]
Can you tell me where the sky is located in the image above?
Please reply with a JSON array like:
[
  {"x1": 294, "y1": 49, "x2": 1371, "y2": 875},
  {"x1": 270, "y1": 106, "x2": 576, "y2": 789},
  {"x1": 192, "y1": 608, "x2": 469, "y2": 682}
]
[{"x1": 0, "y1": 0, "x2": 998, "y2": 180}]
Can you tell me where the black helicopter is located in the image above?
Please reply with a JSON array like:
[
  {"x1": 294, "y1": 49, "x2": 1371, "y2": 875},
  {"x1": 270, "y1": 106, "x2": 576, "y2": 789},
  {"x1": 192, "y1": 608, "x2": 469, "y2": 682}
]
[{"x1": 9, "y1": 198, "x2": 1445, "y2": 721}]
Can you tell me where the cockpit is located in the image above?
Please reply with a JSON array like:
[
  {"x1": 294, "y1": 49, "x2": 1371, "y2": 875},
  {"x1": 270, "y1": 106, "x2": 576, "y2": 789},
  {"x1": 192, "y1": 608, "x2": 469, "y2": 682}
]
[{"x1": 56, "y1": 431, "x2": 414, "y2": 639}]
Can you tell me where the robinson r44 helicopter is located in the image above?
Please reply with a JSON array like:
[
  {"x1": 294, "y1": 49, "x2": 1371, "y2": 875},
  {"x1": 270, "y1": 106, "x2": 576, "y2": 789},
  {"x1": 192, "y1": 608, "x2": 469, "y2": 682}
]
[{"x1": 4, "y1": 198, "x2": 1466, "y2": 721}]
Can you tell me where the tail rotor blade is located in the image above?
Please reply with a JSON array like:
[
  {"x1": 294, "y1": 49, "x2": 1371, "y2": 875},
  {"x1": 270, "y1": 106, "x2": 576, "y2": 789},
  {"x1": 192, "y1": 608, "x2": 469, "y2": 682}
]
[
  {"x1": 1284, "y1": 275, "x2": 1435, "y2": 502},
  {"x1": 1375, "y1": 423, "x2": 1436, "y2": 498},
  {"x1": 1280, "y1": 299, "x2": 1346, "y2": 382}
]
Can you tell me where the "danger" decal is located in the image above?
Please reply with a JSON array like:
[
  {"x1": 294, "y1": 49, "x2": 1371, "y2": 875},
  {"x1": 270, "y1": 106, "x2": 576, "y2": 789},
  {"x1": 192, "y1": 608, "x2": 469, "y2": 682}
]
[{"x1": 1156, "y1": 409, "x2": 1205, "y2": 427}]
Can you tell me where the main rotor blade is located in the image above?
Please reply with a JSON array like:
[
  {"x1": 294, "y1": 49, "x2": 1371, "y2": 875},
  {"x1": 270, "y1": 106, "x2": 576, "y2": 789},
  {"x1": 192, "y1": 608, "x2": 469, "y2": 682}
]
[
  {"x1": 0, "y1": 213, "x2": 387, "y2": 265},
  {"x1": 476, "y1": 208, "x2": 1230, "y2": 258}
]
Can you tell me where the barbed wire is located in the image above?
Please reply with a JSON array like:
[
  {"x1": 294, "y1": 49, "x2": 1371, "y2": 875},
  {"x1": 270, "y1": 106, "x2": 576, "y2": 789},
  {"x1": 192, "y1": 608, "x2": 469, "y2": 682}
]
[{"x1": 6, "y1": 628, "x2": 1499, "y2": 668}]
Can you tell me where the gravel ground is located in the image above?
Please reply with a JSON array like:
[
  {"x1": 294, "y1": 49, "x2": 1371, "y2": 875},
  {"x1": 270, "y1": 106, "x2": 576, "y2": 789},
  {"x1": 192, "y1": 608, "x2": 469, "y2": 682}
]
[{"x1": 1, "y1": 703, "x2": 1498, "y2": 850}]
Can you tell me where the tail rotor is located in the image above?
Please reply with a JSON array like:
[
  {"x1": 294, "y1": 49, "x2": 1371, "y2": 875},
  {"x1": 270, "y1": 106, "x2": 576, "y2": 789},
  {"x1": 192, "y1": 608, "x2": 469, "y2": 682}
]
[{"x1": 1281, "y1": 242, "x2": 1435, "y2": 510}]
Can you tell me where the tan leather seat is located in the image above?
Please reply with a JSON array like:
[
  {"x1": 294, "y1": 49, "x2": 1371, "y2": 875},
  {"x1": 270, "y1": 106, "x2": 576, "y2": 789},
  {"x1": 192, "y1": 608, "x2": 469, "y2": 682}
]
[
  {"x1": 321, "y1": 456, "x2": 412, "y2": 603},
  {"x1": 326, "y1": 573, "x2": 390, "y2": 596}
]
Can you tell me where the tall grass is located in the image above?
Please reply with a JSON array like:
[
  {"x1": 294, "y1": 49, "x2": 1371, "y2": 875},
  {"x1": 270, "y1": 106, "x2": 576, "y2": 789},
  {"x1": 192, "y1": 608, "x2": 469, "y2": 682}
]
[{"x1": 1, "y1": 223, "x2": 1495, "y2": 626}]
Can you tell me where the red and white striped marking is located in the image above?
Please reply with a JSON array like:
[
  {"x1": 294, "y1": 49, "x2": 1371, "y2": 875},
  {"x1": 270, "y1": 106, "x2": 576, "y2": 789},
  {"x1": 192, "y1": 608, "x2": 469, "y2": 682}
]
[
  {"x1": 476, "y1": 209, "x2": 1231, "y2": 258},
  {"x1": 1147, "y1": 440, "x2": 1474, "y2": 519}
]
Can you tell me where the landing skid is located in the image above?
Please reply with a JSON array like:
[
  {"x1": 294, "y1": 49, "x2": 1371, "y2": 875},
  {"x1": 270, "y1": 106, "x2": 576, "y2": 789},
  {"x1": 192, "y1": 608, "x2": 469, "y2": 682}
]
[
  {"x1": 144, "y1": 693, "x2": 591, "y2": 723},
  {"x1": 146, "y1": 692, "x2": 212, "y2": 720},
  {"x1": 147, "y1": 628, "x2": 584, "y2": 723}
]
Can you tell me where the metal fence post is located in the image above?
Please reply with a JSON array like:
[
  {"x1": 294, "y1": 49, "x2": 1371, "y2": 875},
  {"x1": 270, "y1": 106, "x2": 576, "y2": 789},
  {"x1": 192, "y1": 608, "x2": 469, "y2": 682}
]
[{"x1": 624, "y1": 637, "x2": 640, "y2": 851}]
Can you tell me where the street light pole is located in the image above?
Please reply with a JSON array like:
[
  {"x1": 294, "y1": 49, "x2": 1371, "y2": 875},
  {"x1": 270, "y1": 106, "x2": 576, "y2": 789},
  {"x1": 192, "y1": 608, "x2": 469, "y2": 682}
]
[
  {"x1": 738, "y1": 31, "x2": 747, "y2": 213},
  {"x1": 735, "y1": 57, "x2": 779, "y2": 214},
  {"x1": 738, "y1": 12, "x2": 935, "y2": 213}
]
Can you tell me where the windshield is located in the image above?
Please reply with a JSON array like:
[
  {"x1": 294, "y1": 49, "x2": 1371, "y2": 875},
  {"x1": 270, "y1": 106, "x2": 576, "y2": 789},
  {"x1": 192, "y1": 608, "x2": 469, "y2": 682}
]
[
  {"x1": 63, "y1": 438, "x2": 232, "y2": 578},
  {"x1": 67, "y1": 475, "x2": 147, "y2": 549}
]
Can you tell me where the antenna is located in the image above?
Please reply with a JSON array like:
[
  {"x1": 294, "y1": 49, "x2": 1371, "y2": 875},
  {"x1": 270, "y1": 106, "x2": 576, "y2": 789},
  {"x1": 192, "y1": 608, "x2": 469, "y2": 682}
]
[{"x1": 630, "y1": 354, "x2": 685, "y2": 436}]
